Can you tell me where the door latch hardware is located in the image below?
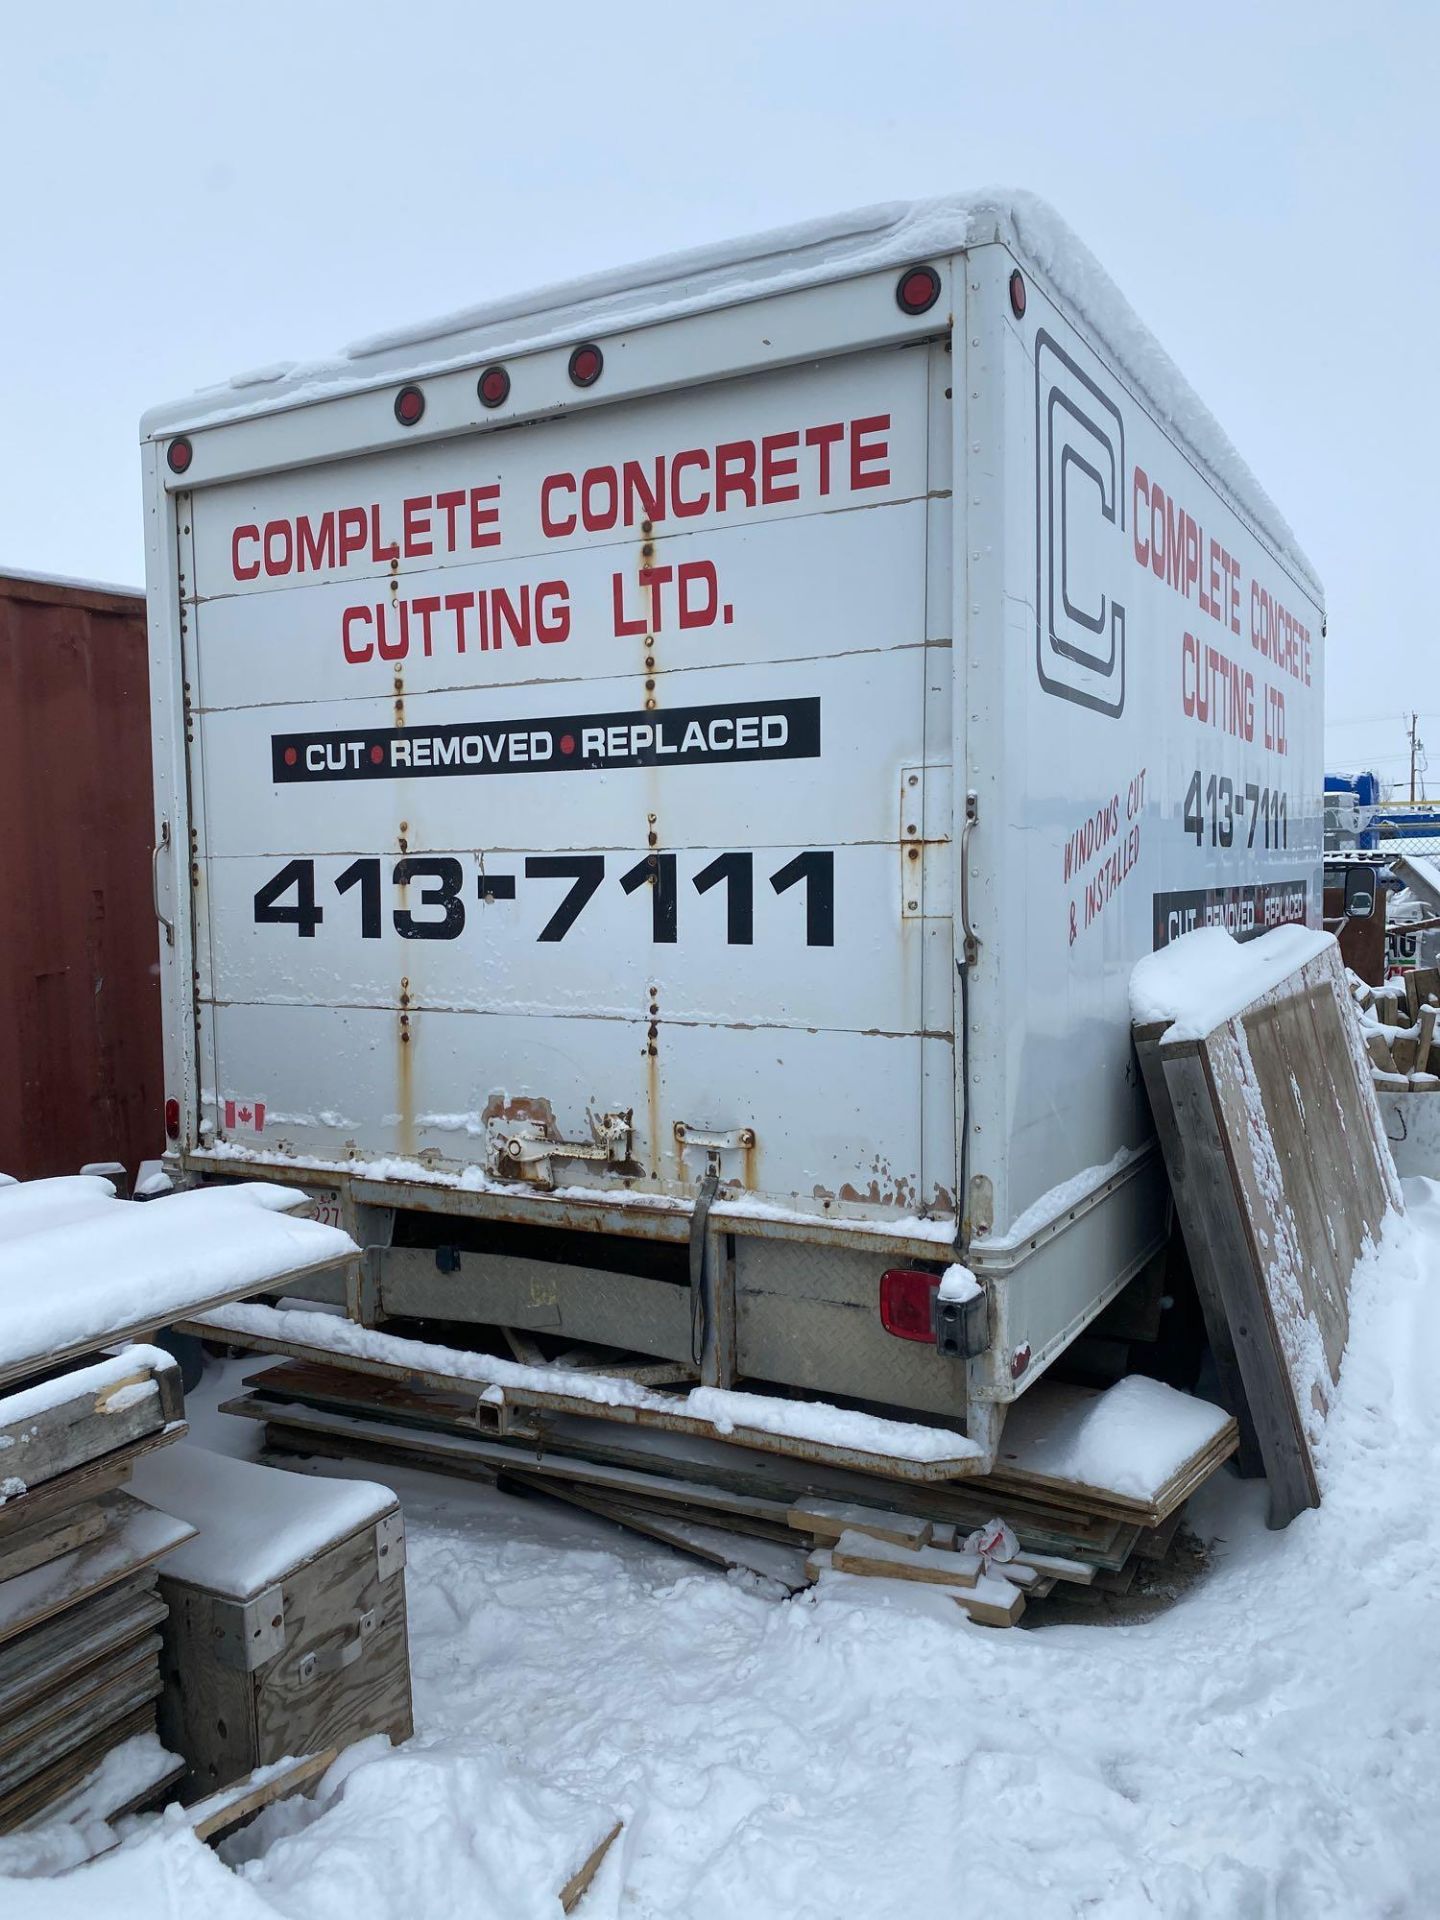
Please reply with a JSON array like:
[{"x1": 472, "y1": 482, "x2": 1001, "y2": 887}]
[{"x1": 485, "y1": 1112, "x2": 632, "y2": 1188}]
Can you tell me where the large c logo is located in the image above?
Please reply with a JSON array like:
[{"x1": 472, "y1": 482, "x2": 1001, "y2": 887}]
[{"x1": 1035, "y1": 330, "x2": 1127, "y2": 717}]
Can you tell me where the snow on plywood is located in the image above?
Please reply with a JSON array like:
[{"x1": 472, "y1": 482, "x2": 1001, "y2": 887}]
[
  {"x1": 994, "y1": 1375, "x2": 1231, "y2": 1503},
  {"x1": 193, "y1": 1302, "x2": 977, "y2": 1464},
  {"x1": 129, "y1": 1445, "x2": 394, "y2": 1599},
  {"x1": 0, "y1": 1180, "x2": 355, "y2": 1381},
  {"x1": 141, "y1": 195, "x2": 1317, "y2": 592},
  {"x1": 1129, "y1": 923, "x2": 1334, "y2": 1042}
]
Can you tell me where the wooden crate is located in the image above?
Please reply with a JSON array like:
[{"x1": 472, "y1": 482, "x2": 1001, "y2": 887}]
[{"x1": 131, "y1": 1448, "x2": 412, "y2": 1795}]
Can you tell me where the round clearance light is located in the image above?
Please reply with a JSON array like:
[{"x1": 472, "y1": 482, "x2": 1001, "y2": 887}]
[
  {"x1": 1009, "y1": 268, "x2": 1027, "y2": 319},
  {"x1": 166, "y1": 437, "x2": 193, "y2": 475},
  {"x1": 896, "y1": 265, "x2": 941, "y2": 316},
  {"x1": 394, "y1": 384, "x2": 426, "y2": 427},
  {"x1": 477, "y1": 364, "x2": 511, "y2": 408},
  {"x1": 568, "y1": 343, "x2": 603, "y2": 388}
]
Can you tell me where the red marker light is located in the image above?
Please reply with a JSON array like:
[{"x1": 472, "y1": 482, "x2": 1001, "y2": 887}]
[
  {"x1": 478, "y1": 365, "x2": 510, "y2": 408},
  {"x1": 568, "y1": 343, "x2": 603, "y2": 388},
  {"x1": 167, "y1": 437, "x2": 193, "y2": 475},
  {"x1": 394, "y1": 385, "x2": 425, "y2": 426},
  {"x1": 879, "y1": 1268, "x2": 941, "y2": 1343},
  {"x1": 1009, "y1": 269, "x2": 1027, "y2": 319},
  {"x1": 164, "y1": 1097, "x2": 180, "y2": 1140},
  {"x1": 896, "y1": 266, "x2": 941, "y2": 316}
]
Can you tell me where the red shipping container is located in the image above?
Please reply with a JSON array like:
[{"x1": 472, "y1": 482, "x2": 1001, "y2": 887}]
[{"x1": 0, "y1": 570, "x2": 162, "y2": 1183}]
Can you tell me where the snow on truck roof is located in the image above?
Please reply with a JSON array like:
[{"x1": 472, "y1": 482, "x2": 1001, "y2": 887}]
[{"x1": 144, "y1": 190, "x2": 1318, "y2": 595}]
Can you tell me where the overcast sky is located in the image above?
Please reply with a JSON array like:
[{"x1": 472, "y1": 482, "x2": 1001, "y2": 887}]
[{"x1": 2, "y1": 1, "x2": 1434, "y2": 789}]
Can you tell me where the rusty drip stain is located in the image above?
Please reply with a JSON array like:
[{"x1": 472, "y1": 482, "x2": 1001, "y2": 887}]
[
  {"x1": 645, "y1": 981, "x2": 660, "y2": 1179},
  {"x1": 396, "y1": 974, "x2": 415, "y2": 1157}
]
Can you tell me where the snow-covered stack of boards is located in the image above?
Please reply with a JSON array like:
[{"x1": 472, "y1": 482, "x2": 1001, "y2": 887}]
[
  {"x1": 0, "y1": 1345, "x2": 195, "y2": 1830},
  {"x1": 206, "y1": 1348, "x2": 1237, "y2": 1625},
  {"x1": 0, "y1": 1169, "x2": 357, "y2": 1830}
]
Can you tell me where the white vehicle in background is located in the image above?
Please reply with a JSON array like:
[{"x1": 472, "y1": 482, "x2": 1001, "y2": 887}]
[{"x1": 142, "y1": 194, "x2": 1323, "y2": 1467}]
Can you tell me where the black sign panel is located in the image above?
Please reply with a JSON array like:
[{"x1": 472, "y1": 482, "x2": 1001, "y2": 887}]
[
  {"x1": 1152, "y1": 878, "x2": 1312, "y2": 949},
  {"x1": 272, "y1": 696, "x2": 821, "y2": 784}
]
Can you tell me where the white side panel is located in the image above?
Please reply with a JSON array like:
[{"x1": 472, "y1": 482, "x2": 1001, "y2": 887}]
[{"x1": 963, "y1": 243, "x2": 1324, "y2": 1241}]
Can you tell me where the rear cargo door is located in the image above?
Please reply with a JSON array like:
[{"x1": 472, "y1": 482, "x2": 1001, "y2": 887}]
[{"x1": 184, "y1": 341, "x2": 954, "y2": 1212}]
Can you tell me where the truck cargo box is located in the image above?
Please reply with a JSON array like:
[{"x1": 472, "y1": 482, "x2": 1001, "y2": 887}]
[{"x1": 142, "y1": 193, "x2": 1323, "y2": 1460}]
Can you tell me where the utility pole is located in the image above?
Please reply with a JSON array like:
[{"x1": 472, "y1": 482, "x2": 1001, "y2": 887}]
[{"x1": 1411, "y1": 711, "x2": 1420, "y2": 805}]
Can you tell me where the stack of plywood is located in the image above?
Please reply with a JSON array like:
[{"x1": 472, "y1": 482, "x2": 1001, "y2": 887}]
[
  {"x1": 197, "y1": 1337, "x2": 1236, "y2": 1627},
  {"x1": 0, "y1": 1169, "x2": 356, "y2": 1835},
  {"x1": 0, "y1": 1347, "x2": 194, "y2": 1829}
]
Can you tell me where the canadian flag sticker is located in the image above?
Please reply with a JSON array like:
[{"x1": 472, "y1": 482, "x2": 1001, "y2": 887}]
[{"x1": 224, "y1": 1099, "x2": 267, "y2": 1132}]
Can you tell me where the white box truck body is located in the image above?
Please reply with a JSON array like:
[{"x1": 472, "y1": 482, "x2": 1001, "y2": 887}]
[{"x1": 143, "y1": 193, "x2": 1323, "y2": 1458}]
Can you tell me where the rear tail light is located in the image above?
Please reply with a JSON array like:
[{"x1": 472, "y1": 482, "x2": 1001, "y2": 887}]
[
  {"x1": 879, "y1": 1268, "x2": 941, "y2": 1342},
  {"x1": 164, "y1": 1097, "x2": 180, "y2": 1141}
]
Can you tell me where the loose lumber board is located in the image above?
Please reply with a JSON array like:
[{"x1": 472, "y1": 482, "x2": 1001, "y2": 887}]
[
  {"x1": 0, "y1": 1496, "x2": 195, "y2": 1647},
  {"x1": 788, "y1": 1499, "x2": 933, "y2": 1548},
  {"x1": 1136, "y1": 938, "x2": 1402, "y2": 1526},
  {"x1": 498, "y1": 1471, "x2": 812, "y2": 1592},
  {"x1": 805, "y1": 1548, "x2": 1025, "y2": 1627},
  {"x1": 561, "y1": 1817, "x2": 624, "y2": 1914},
  {"x1": 830, "y1": 1531, "x2": 982, "y2": 1587},
  {"x1": 187, "y1": 1748, "x2": 339, "y2": 1844}
]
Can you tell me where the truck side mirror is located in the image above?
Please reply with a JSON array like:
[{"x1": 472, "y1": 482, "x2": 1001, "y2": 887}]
[{"x1": 1344, "y1": 866, "x2": 1377, "y2": 920}]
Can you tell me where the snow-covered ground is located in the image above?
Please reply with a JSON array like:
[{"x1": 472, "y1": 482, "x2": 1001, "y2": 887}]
[{"x1": 8, "y1": 1185, "x2": 1440, "y2": 1916}]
